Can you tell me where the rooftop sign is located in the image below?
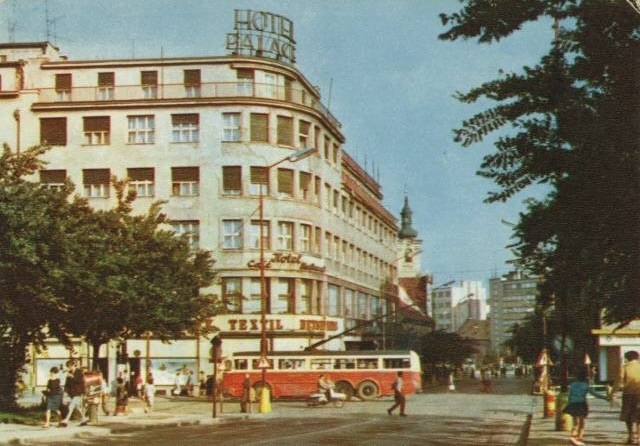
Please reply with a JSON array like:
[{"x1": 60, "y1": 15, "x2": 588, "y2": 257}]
[{"x1": 226, "y1": 9, "x2": 296, "y2": 64}]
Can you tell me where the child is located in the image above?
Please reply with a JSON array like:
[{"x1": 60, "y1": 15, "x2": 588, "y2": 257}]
[
  {"x1": 42, "y1": 366, "x2": 63, "y2": 427},
  {"x1": 562, "y1": 369, "x2": 608, "y2": 446},
  {"x1": 144, "y1": 377, "x2": 155, "y2": 413}
]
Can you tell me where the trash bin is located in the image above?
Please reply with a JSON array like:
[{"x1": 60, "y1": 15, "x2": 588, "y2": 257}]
[{"x1": 543, "y1": 390, "x2": 556, "y2": 418}]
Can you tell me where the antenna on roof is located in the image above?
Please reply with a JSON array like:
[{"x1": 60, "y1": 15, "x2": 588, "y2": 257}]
[
  {"x1": 8, "y1": 0, "x2": 17, "y2": 42},
  {"x1": 44, "y1": 0, "x2": 67, "y2": 45}
]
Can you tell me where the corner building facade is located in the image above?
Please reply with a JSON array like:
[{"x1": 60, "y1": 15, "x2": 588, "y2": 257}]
[{"x1": 0, "y1": 36, "x2": 403, "y2": 389}]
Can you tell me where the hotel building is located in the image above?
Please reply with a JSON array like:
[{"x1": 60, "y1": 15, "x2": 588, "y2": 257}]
[{"x1": 0, "y1": 11, "x2": 419, "y2": 390}]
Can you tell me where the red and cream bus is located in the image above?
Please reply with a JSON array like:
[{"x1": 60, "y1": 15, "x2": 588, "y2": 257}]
[{"x1": 221, "y1": 350, "x2": 422, "y2": 401}]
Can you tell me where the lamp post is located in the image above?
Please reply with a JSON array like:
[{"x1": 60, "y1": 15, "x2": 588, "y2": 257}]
[{"x1": 257, "y1": 147, "x2": 316, "y2": 413}]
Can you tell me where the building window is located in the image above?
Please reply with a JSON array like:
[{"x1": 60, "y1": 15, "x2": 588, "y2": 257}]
[
  {"x1": 333, "y1": 143, "x2": 339, "y2": 164},
  {"x1": 264, "y1": 73, "x2": 277, "y2": 98},
  {"x1": 40, "y1": 117, "x2": 67, "y2": 146},
  {"x1": 300, "y1": 279, "x2": 312, "y2": 315},
  {"x1": 127, "y1": 167, "x2": 154, "y2": 197},
  {"x1": 222, "y1": 112, "x2": 241, "y2": 142},
  {"x1": 82, "y1": 168, "x2": 110, "y2": 198},
  {"x1": 277, "y1": 168, "x2": 293, "y2": 197},
  {"x1": 141, "y1": 70, "x2": 158, "y2": 98},
  {"x1": 39, "y1": 169, "x2": 66, "y2": 191},
  {"x1": 277, "y1": 116, "x2": 293, "y2": 146},
  {"x1": 299, "y1": 172, "x2": 311, "y2": 200},
  {"x1": 273, "y1": 278, "x2": 293, "y2": 314},
  {"x1": 299, "y1": 224, "x2": 311, "y2": 253},
  {"x1": 172, "y1": 114, "x2": 199, "y2": 143},
  {"x1": 127, "y1": 115, "x2": 155, "y2": 144},
  {"x1": 83, "y1": 116, "x2": 110, "y2": 145},
  {"x1": 171, "y1": 166, "x2": 199, "y2": 196},
  {"x1": 223, "y1": 219, "x2": 243, "y2": 249},
  {"x1": 298, "y1": 120, "x2": 310, "y2": 147},
  {"x1": 97, "y1": 72, "x2": 114, "y2": 100},
  {"x1": 250, "y1": 113, "x2": 268, "y2": 142},
  {"x1": 328, "y1": 285, "x2": 341, "y2": 317},
  {"x1": 250, "y1": 220, "x2": 269, "y2": 249},
  {"x1": 344, "y1": 289, "x2": 354, "y2": 317},
  {"x1": 55, "y1": 73, "x2": 71, "y2": 101},
  {"x1": 250, "y1": 166, "x2": 268, "y2": 195},
  {"x1": 277, "y1": 221, "x2": 293, "y2": 251},
  {"x1": 314, "y1": 227, "x2": 321, "y2": 255},
  {"x1": 313, "y1": 176, "x2": 321, "y2": 203},
  {"x1": 172, "y1": 220, "x2": 200, "y2": 250},
  {"x1": 222, "y1": 166, "x2": 242, "y2": 195},
  {"x1": 357, "y1": 292, "x2": 367, "y2": 319},
  {"x1": 237, "y1": 69, "x2": 254, "y2": 96},
  {"x1": 247, "y1": 279, "x2": 262, "y2": 314},
  {"x1": 324, "y1": 136, "x2": 330, "y2": 160},
  {"x1": 324, "y1": 183, "x2": 331, "y2": 209},
  {"x1": 222, "y1": 278, "x2": 242, "y2": 313},
  {"x1": 184, "y1": 69, "x2": 201, "y2": 97}
]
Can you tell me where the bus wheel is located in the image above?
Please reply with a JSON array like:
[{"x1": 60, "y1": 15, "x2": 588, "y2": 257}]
[
  {"x1": 334, "y1": 381, "x2": 354, "y2": 401},
  {"x1": 253, "y1": 381, "x2": 272, "y2": 402},
  {"x1": 357, "y1": 380, "x2": 379, "y2": 400}
]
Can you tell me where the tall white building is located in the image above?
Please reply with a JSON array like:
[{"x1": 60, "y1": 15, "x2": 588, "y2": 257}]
[
  {"x1": 488, "y1": 271, "x2": 539, "y2": 354},
  {"x1": 0, "y1": 10, "x2": 409, "y2": 390},
  {"x1": 431, "y1": 280, "x2": 486, "y2": 332}
]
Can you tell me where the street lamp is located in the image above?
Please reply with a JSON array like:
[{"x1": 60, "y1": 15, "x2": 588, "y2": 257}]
[{"x1": 257, "y1": 147, "x2": 316, "y2": 413}]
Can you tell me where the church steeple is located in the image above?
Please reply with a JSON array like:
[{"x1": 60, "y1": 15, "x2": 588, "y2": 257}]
[{"x1": 399, "y1": 195, "x2": 418, "y2": 239}]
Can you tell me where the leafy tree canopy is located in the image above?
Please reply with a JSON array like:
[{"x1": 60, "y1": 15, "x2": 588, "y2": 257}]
[{"x1": 439, "y1": 0, "x2": 640, "y2": 328}]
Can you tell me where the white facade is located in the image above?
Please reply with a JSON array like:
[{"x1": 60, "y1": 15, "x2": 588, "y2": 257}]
[
  {"x1": 431, "y1": 280, "x2": 487, "y2": 332},
  {"x1": 0, "y1": 36, "x2": 403, "y2": 390},
  {"x1": 488, "y1": 271, "x2": 539, "y2": 354}
]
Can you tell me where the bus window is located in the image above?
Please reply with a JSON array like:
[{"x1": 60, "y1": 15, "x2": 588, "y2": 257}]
[
  {"x1": 234, "y1": 359, "x2": 249, "y2": 370},
  {"x1": 334, "y1": 358, "x2": 355, "y2": 370},
  {"x1": 357, "y1": 358, "x2": 377, "y2": 369},
  {"x1": 251, "y1": 358, "x2": 273, "y2": 369},
  {"x1": 383, "y1": 358, "x2": 411, "y2": 369},
  {"x1": 310, "y1": 358, "x2": 332, "y2": 370},
  {"x1": 278, "y1": 359, "x2": 305, "y2": 370}
]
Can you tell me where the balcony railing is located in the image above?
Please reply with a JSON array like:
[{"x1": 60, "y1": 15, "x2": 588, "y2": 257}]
[{"x1": 37, "y1": 81, "x2": 341, "y2": 129}]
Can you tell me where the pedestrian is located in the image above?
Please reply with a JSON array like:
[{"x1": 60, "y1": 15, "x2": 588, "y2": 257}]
[
  {"x1": 58, "y1": 359, "x2": 88, "y2": 427},
  {"x1": 241, "y1": 373, "x2": 251, "y2": 413},
  {"x1": 135, "y1": 373, "x2": 144, "y2": 398},
  {"x1": 199, "y1": 371, "x2": 206, "y2": 396},
  {"x1": 615, "y1": 350, "x2": 640, "y2": 444},
  {"x1": 99, "y1": 371, "x2": 110, "y2": 416},
  {"x1": 42, "y1": 366, "x2": 63, "y2": 428},
  {"x1": 114, "y1": 377, "x2": 129, "y2": 415},
  {"x1": 562, "y1": 368, "x2": 608, "y2": 446},
  {"x1": 387, "y1": 371, "x2": 407, "y2": 416},
  {"x1": 144, "y1": 376, "x2": 155, "y2": 413}
]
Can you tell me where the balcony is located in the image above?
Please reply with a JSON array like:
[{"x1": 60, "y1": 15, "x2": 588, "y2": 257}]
[{"x1": 35, "y1": 81, "x2": 341, "y2": 129}]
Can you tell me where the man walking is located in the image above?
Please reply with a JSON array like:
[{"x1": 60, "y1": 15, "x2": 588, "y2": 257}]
[
  {"x1": 617, "y1": 350, "x2": 640, "y2": 444},
  {"x1": 387, "y1": 371, "x2": 407, "y2": 417},
  {"x1": 59, "y1": 359, "x2": 88, "y2": 427}
]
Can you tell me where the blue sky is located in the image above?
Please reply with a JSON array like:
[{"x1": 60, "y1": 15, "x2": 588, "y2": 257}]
[{"x1": 3, "y1": 0, "x2": 554, "y2": 286}]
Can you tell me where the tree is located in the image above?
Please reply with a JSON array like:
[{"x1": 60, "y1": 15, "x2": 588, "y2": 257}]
[
  {"x1": 0, "y1": 144, "x2": 90, "y2": 410},
  {"x1": 59, "y1": 179, "x2": 220, "y2": 370},
  {"x1": 0, "y1": 145, "x2": 221, "y2": 409},
  {"x1": 439, "y1": 1, "x2": 640, "y2": 332},
  {"x1": 419, "y1": 330, "x2": 475, "y2": 381}
]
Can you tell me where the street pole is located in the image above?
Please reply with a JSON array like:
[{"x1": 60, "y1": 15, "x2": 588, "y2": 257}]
[{"x1": 256, "y1": 147, "x2": 316, "y2": 413}]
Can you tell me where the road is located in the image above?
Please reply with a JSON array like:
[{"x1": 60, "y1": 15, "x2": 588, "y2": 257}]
[{"x1": 31, "y1": 377, "x2": 536, "y2": 445}]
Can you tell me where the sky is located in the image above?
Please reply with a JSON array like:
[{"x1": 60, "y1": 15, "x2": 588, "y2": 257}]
[{"x1": 2, "y1": 0, "x2": 555, "y2": 288}]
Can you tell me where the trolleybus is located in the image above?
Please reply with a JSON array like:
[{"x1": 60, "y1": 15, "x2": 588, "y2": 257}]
[{"x1": 221, "y1": 350, "x2": 422, "y2": 401}]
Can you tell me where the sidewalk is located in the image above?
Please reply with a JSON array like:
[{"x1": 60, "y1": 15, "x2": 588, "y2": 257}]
[
  {"x1": 0, "y1": 395, "x2": 248, "y2": 445},
  {"x1": 527, "y1": 394, "x2": 628, "y2": 446}
]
